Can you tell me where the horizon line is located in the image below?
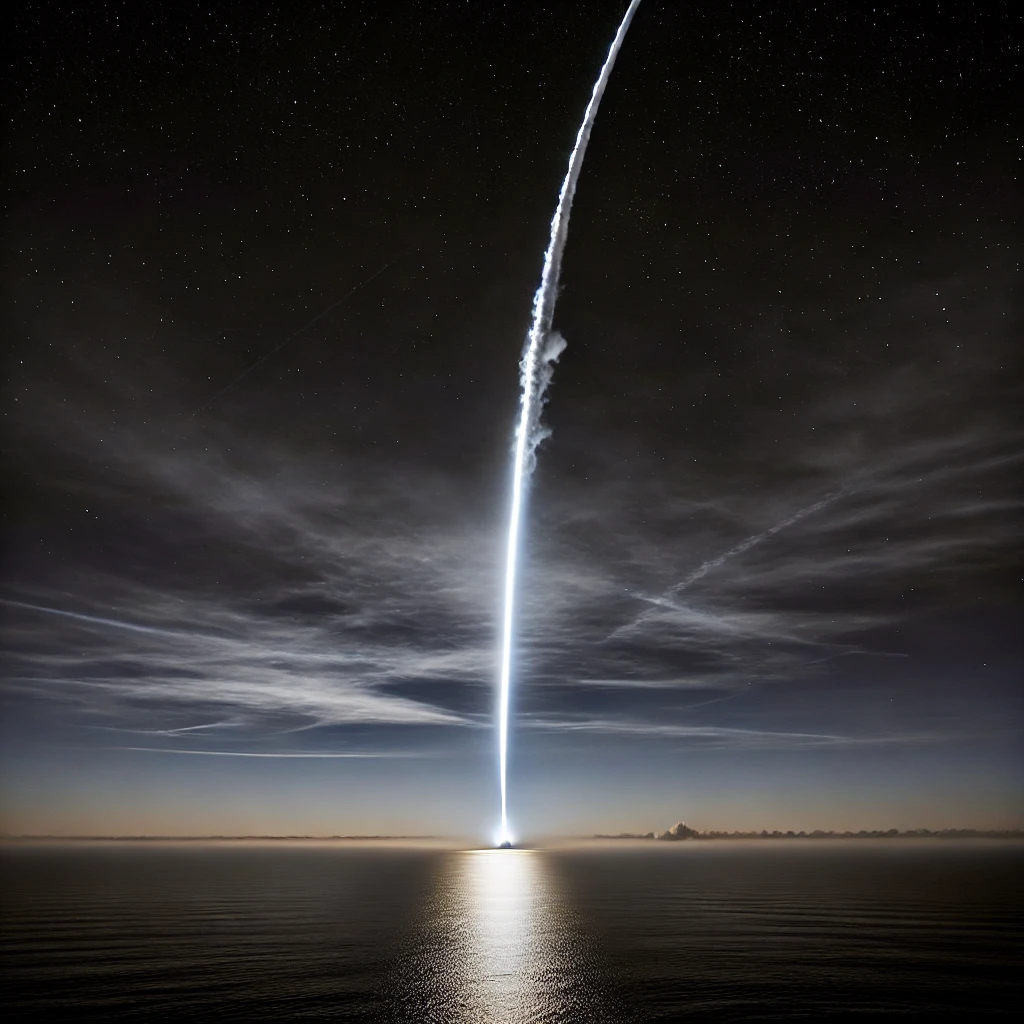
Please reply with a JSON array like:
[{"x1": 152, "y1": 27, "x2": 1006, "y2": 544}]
[{"x1": 3, "y1": 828, "x2": 1023, "y2": 842}]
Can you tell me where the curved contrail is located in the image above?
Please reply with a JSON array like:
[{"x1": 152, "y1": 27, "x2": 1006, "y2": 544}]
[
  {"x1": 191, "y1": 255, "x2": 406, "y2": 416},
  {"x1": 497, "y1": 0, "x2": 644, "y2": 845}
]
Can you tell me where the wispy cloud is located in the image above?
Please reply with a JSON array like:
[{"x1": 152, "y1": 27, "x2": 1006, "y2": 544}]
[
  {"x1": 2, "y1": 258, "x2": 1019, "y2": 753},
  {"x1": 525, "y1": 716, "x2": 953, "y2": 749},
  {"x1": 109, "y1": 747, "x2": 425, "y2": 758}
]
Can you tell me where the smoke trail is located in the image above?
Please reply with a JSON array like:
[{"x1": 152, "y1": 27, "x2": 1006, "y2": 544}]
[{"x1": 497, "y1": 0, "x2": 643, "y2": 845}]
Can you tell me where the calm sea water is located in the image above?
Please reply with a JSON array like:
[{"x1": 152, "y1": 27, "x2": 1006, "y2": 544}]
[{"x1": 2, "y1": 841, "x2": 1020, "y2": 1021}]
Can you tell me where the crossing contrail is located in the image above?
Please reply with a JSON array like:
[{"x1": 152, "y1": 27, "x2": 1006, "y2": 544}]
[
  {"x1": 667, "y1": 490, "x2": 844, "y2": 596},
  {"x1": 0, "y1": 597, "x2": 181, "y2": 638},
  {"x1": 496, "y1": 0, "x2": 643, "y2": 847},
  {"x1": 605, "y1": 489, "x2": 846, "y2": 643}
]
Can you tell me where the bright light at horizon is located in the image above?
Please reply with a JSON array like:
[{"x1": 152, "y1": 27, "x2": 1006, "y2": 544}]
[{"x1": 494, "y1": 824, "x2": 516, "y2": 848}]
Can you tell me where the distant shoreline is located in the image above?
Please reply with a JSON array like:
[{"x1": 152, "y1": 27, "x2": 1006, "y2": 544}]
[{"x1": 594, "y1": 830, "x2": 1024, "y2": 841}]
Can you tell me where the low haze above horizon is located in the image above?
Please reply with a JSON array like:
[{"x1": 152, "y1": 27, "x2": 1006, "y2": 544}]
[{"x1": 3, "y1": 0, "x2": 1021, "y2": 840}]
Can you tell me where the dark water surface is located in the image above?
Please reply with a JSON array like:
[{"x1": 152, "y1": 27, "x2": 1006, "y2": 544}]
[{"x1": 2, "y1": 841, "x2": 1020, "y2": 1021}]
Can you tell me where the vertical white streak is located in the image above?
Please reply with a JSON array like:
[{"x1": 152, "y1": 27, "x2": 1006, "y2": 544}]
[{"x1": 498, "y1": 0, "x2": 643, "y2": 842}]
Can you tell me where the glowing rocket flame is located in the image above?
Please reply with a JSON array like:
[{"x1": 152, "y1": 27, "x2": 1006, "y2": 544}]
[{"x1": 497, "y1": 0, "x2": 643, "y2": 846}]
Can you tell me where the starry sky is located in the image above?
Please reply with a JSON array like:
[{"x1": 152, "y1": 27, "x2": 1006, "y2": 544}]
[{"x1": 3, "y1": 0, "x2": 1020, "y2": 838}]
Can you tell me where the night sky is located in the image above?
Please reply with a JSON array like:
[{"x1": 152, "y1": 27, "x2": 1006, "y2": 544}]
[{"x1": 3, "y1": 1, "x2": 1020, "y2": 838}]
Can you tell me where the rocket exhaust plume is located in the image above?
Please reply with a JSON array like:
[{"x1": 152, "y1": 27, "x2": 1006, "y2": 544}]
[{"x1": 496, "y1": 0, "x2": 643, "y2": 847}]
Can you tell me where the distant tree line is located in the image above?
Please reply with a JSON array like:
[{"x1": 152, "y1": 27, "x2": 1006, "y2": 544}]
[{"x1": 593, "y1": 821, "x2": 1024, "y2": 841}]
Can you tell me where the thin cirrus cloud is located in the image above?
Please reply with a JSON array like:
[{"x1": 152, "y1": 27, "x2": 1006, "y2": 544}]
[
  {"x1": 1, "y1": 282, "x2": 1020, "y2": 754},
  {"x1": 2, "y1": 419, "x2": 1019, "y2": 750},
  {"x1": 524, "y1": 716, "x2": 953, "y2": 749},
  {"x1": 111, "y1": 747, "x2": 427, "y2": 759}
]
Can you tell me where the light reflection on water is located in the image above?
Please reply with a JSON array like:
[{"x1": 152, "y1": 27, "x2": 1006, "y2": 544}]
[
  {"x1": 2, "y1": 843, "x2": 1020, "y2": 1019},
  {"x1": 392, "y1": 848, "x2": 619, "y2": 1024},
  {"x1": 458, "y1": 851, "x2": 549, "y2": 1018}
]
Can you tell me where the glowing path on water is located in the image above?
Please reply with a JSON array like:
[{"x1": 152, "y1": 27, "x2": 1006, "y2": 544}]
[{"x1": 497, "y1": 0, "x2": 644, "y2": 846}]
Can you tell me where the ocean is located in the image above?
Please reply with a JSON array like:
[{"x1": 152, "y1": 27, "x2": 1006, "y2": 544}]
[{"x1": 2, "y1": 840, "x2": 1020, "y2": 1021}]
